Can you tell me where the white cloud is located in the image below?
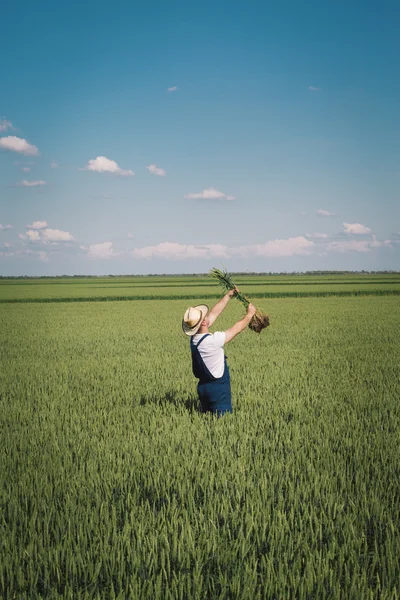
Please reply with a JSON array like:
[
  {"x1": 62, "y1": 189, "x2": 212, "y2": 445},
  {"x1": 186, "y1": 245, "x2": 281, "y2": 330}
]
[
  {"x1": 21, "y1": 225, "x2": 74, "y2": 243},
  {"x1": 41, "y1": 229, "x2": 74, "y2": 242},
  {"x1": 317, "y1": 209, "x2": 336, "y2": 218},
  {"x1": 1, "y1": 242, "x2": 12, "y2": 248},
  {"x1": 21, "y1": 180, "x2": 46, "y2": 187},
  {"x1": 128, "y1": 232, "x2": 134, "y2": 239},
  {"x1": 305, "y1": 232, "x2": 329, "y2": 239},
  {"x1": 26, "y1": 230, "x2": 41, "y2": 241},
  {"x1": 343, "y1": 222, "x2": 372, "y2": 235},
  {"x1": 79, "y1": 229, "x2": 394, "y2": 262},
  {"x1": 0, "y1": 224, "x2": 13, "y2": 230},
  {"x1": 132, "y1": 236, "x2": 314, "y2": 260},
  {"x1": 87, "y1": 242, "x2": 118, "y2": 259},
  {"x1": 0, "y1": 136, "x2": 39, "y2": 155},
  {"x1": 51, "y1": 160, "x2": 58, "y2": 168},
  {"x1": 185, "y1": 187, "x2": 235, "y2": 201},
  {"x1": 21, "y1": 167, "x2": 31, "y2": 172},
  {"x1": 0, "y1": 119, "x2": 14, "y2": 132},
  {"x1": 146, "y1": 164, "x2": 166, "y2": 176},
  {"x1": 82, "y1": 156, "x2": 134, "y2": 176},
  {"x1": 167, "y1": 86, "x2": 178, "y2": 92},
  {"x1": 26, "y1": 220, "x2": 48, "y2": 230},
  {"x1": 308, "y1": 86, "x2": 322, "y2": 92}
]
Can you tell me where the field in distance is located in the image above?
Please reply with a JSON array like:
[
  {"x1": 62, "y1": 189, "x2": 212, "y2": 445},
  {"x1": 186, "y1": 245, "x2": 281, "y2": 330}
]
[{"x1": 0, "y1": 272, "x2": 399, "y2": 302}]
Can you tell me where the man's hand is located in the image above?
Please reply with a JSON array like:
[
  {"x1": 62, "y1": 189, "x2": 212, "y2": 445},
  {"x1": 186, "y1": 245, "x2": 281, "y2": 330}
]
[
  {"x1": 228, "y1": 285, "x2": 239, "y2": 298},
  {"x1": 247, "y1": 303, "x2": 256, "y2": 318},
  {"x1": 209, "y1": 286, "x2": 239, "y2": 325}
]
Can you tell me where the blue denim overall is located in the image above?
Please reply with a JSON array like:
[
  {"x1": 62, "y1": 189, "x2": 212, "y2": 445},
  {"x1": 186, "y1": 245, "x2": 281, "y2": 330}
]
[{"x1": 190, "y1": 334, "x2": 232, "y2": 415}]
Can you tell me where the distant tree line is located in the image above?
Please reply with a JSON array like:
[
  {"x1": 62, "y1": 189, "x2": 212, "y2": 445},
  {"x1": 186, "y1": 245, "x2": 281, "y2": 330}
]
[{"x1": 1, "y1": 270, "x2": 399, "y2": 280}]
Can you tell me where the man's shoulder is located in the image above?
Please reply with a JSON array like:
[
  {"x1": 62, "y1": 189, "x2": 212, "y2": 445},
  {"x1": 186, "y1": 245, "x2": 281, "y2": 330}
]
[
  {"x1": 193, "y1": 331, "x2": 225, "y2": 344},
  {"x1": 207, "y1": 331, "x2": 226, "y2": 346}
]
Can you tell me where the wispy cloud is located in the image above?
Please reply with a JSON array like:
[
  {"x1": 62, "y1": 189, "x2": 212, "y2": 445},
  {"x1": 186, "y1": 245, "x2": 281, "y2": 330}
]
[
  {"x1": 236, "y1": 237, "x2": 314, "y2": 258},
  {"x1": 131, "y1": 236, "x2": 314, "y2": 260},
  {"x1": 0, "y1": 224, "x2": 13, "y2": 230},
  {"x1": 305, "y1": 232, "x2": 329, "y2": 239},
  {"x1": 0, "y1": 136, "x2": 39, "y2": 155},
  {"x1": 185, "y1": 187, "x2": 235, "y2": 201},
  {"x1": 22, "y1": 249, "x2": 49, "y2": 262},
  {"x1": 308, "y1": 86, "x2": 322, "y2": 92},
  {"x1": 20, "y1": 180, "x2": 47, "y2": 187},
  {"x1": 316, "y1": 209, "x2": 336, "y2": 218},
  {"x1": 146, "y1": 164, "x2": 166, "y2": 176},
  {"x1": 26, "y1": 221, "x2": 48, "y2": 230},
  {"x1": 132, "y1": 242, "x2": 228, "y2": 260},
  {"x1": 81, "y1": 156, "x2": 134, "y2": 176},
  {"x1": 0, "y1": 119, "x2": 14, "y2": 132},
  {"x1": 87, "y1": 242, "x2": 119, "y2": 259},
  {"x1": 51, "y1": 160, "x2": 58, "y2": 168},
  {"x1": 21, "y1": 167, "x2": 31, "y2": 172},
  {"x1": 129, "y1": 230, "x2": 394, "y2": 260},
  {"x1": 79, "y1": 227, "x2": 395, "y2": 262},
  {"x1": 343, "y1": 222, "x2": 372, "y2": 235},
  {"x1": 327, "y1": 236, "x2": 391, "y2": 253},
  {"x1": 167, "y1": 86, "x2": 178, "y2": 92}
]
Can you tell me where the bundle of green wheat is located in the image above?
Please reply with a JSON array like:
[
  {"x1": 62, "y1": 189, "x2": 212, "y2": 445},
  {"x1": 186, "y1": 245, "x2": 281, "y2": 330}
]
[{"x1": 210, "y1": 267, "x2": 270, "y2": 333}]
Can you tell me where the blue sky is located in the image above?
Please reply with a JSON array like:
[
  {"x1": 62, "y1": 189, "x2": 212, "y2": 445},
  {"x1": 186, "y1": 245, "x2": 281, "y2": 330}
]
[{"x1": 1, "y1": 0, "x2": 399, "y2": 275}]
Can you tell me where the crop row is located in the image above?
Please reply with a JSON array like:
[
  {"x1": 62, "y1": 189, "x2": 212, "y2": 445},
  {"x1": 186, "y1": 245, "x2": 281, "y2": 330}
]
[{"x1": 0, "y1": 288, "x2": 399, "y2": 304}]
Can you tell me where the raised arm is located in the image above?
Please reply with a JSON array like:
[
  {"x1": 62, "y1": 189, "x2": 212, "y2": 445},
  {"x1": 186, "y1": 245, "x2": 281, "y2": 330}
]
[
  {"x1": 207, "y1": 287, "x2": 237, "y2": 327},
  {"x1": 224, "y1": 303, "x2": 256, "y2": 343}
]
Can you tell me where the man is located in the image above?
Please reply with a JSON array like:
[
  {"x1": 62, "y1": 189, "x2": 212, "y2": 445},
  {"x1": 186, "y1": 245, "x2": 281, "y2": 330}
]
[{"x1": 182, "y1": 288, "x2": 256, "y2": 415}]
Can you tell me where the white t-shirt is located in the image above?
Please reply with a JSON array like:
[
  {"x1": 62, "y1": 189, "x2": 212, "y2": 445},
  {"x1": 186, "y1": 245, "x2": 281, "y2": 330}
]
[{"x1": 192, "y1": 331, "x2": 226, "y2": 378}]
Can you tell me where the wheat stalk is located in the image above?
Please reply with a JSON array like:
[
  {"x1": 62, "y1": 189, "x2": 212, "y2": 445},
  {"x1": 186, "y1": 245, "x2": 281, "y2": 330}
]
[{"x1": 210, "y1": 267, "x2": 270, "y2": 333}]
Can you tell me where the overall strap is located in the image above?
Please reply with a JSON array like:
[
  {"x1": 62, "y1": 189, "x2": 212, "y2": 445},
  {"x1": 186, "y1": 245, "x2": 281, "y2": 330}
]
[{"x1": 190, "y1": 334, "x2": 216, "y2": 382}]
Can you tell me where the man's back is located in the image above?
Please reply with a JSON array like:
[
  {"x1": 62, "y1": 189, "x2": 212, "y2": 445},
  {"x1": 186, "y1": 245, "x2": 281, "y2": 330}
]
[{"x1": 191, "y1": 332, "x2": 226, "y2": 378}]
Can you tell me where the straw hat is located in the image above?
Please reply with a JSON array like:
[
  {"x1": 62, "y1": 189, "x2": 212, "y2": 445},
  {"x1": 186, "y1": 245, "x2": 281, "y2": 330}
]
[{"x1": 182, "y1": 304, "x2": 209, "y2": 336}]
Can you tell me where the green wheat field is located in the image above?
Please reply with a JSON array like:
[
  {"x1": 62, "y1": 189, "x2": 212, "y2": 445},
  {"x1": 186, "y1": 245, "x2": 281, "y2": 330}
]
[{"x1": 1, "y1": 274, "x2": 399, "y2": 599}]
